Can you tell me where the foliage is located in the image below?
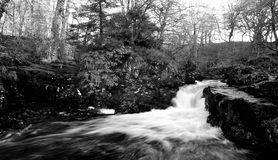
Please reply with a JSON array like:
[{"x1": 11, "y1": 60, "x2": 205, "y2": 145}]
[
  {"x1": 78, "y1": 47, "x2": 130, "y2": 95},
  {"x1": 107, "y1": 8, "x2": 159, "y2": 48},
  {"x1": 69, "y1": 0, "x2": 116, "y2": 46}
]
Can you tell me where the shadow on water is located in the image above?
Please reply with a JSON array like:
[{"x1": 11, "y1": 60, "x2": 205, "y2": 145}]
[{"x1": 0, "y1": 81, "x2": 266, "y2": 160}]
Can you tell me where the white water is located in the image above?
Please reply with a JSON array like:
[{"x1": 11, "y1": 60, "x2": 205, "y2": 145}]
[
  {"x1": 65, "y1": 80, "x2": 227, "y2": 148},
  {"x1": 0, "y1": 80, "x2": 251, "y2": 160}
]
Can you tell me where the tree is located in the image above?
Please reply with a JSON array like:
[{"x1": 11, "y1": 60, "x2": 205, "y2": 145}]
[
  {"x1": 226, "y1": 0, "x2": 270, "y2": 55},
  {"x1": 224, "y1": 3, "x2": 241, "y2": 42},
  {"x1": 70, "y1": 0, "x2": 116, "y2": 46},
  {"x1": 269, "y1": 0, "x2": 278, "y2": 50},
  {"x1": 51, "y1": 0, "x2": 66, "y2": 60},
  {"x1": 18, "y1": 0, "x2": 28, "y2": 36},
  {"x1": 60, "y1": 0, "x2": 71, "y2": 58},
  {"x1": 107, "y1": 7, "x2": 158, "y2": 48},
  {"x1": 29, "y1": 0, "x2": 35, "y2": 36},
  {"x1": 0, "y1": 0, "x2": 10, "y2": 21},
  {"x1": 151, "y1": 0, "x2": 182, "y2": 47}
]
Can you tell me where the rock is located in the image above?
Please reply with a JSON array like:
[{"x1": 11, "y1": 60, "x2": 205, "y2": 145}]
[
  {"x1": 0, "y1": 79, "x2": 5, "y2": 110},
  {"x1": 225, "y1": 66, "x2": 269, "y2": 86},
  {"x1": 239, "y1": 80, "x2": 278, "y2": 105},
  {"x1": 204, "y1": 65, "x2": 269, "y2": 86},
  {"x1": 204, "y1": 65, "x2": 234, "y2": 80},
  {"x1": 203, "y1": 86, "x2": 278, "y2": 149},
  {"x1": 247, "y1": 56, "x2": 278, "y2": 74},
  {"x1": 256, "y1": 80, "x2": 278, "y2": 105}
]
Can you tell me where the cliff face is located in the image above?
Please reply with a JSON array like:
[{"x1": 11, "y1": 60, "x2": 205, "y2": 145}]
[{"x1": 203, "y1": 86, "x2": 278, "y2": 149}]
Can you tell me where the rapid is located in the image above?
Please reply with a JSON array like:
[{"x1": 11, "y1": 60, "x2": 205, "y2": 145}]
[{"x1": 0, "y1": 80, "x2": 251, "y2": 160}]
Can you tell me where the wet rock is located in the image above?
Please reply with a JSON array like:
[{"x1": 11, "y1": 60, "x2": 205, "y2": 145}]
[{"x1": 203, "y1": 86, "x2": 278, "y2": 148}]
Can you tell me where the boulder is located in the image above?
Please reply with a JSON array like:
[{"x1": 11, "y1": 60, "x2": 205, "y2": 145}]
[
  {"x1": 204, "y1": 65, "x2": 234, "y2": 80},
  {"x1": 239, "y1": 80, "x2": 278, "y2": 105},
  {"x1": 247, "y1": 56, "x2": 278, "y2": 74},
  {"x1": 0, "y1": 78, "x2": 5, "y2": 110},
  {"x1": 203, "y1": 86, "x2": 278, "y2": 149},
  {"x1": 203, "y1": 65, "x2": 269, "y2": 86},
  {"x1": 225, "y1": 66, "x2": 269, "y2": 86}
]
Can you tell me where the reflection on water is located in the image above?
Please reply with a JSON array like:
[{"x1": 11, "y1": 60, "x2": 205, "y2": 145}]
[{"x1": 0, "y1": 81, "x2": 251, "y2": 160}]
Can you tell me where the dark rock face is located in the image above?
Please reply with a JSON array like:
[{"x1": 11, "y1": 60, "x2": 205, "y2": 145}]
[
  {"x1": 204, "y1": 65, "x2": 269, "y2": 86},
  {"x1": 1, "y1": 64, "x2": 79, "y2": 109},
  {"x1": 0, "y1": 78, "x2": 5, "y2": 110},
  {"x1": 247, "y1": 56, "x2": 278, "y2": 75},
  {"x1": 239, "y1": 80, "x2": 278, "y2": 106},
  {"x1": 225, "y1": 66, "x2": 269, "y2": 86},
  {"x1": 203, "y1": 86, "x2": 278, "y2": 149}
]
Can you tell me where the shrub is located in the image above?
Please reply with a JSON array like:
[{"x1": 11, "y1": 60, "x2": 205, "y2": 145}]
[{"x1": 78, "y1": 47, "x2": 131, "y2": 95}]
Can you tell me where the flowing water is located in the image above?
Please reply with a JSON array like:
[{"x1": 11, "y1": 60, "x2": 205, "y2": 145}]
[{"x1": 0, "y1": 81, "x2": 251, "y2": 160}]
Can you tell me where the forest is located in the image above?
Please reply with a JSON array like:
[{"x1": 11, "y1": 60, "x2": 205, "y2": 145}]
[
  {"x1": 0, "y1": 0, "x2": 278, "y2": 129},
  {"x1": 0, "y1": 0, "x2": 278, "y2": 159}
]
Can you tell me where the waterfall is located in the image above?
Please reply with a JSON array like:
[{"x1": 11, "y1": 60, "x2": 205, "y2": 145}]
[{"x1": 0, "y1": 80, "x2": 249, "y2": 160}]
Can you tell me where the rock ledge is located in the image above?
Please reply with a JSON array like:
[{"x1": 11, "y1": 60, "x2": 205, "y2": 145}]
[{"x1": 203, "y1": 86, "x2": 278, "y2": 149}]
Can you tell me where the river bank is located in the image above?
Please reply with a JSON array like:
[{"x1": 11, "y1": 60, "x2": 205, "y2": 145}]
[
  {"x1": 0, "y1": 50, "x2": 197, "y2": 133},
  {"x1": 201, "y1": 56, "x2": 278, "y2": 159},
  {"x1": 0, "y1": 81, "x2": 251, "y2": 160}
]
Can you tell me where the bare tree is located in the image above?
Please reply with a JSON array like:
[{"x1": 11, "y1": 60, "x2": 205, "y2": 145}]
[
  {"x1": 224, "y1": 3, "x2": 240, "y2": 42},
  {"x1": 151, "y1": 0, "x2": 182, "y2": 47},
  {"x1": 228, "y1": 0, "x2": 269, "y2": 56}
]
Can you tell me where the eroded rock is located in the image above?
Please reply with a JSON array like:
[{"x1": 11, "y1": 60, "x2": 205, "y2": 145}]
[
  {"x1": 0, "y1": 78, "x2": 5, "y2": 110},
  {"x1": 203, "y1": 86, "x2": 278, "y2": 148},
  {"x1": 225, "y1": 66, "x2": 269, "y2": 86},
  {"x1": 239, "y1": 80, "x2": 278, "y2": 105}
]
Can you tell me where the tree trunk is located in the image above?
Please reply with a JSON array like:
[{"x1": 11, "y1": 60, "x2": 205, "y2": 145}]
[
  {"x1": 120, "y1": 0, "x2": 125, "y2": 14},
  {"x1": 204, "y1": 31, "x2": 208, "y2": 44},
  {"x1": 12, "y1": 1, "x2": 15, "y2": 36},
  {"x1": 127, "y1": 0, "x2": 130, "y2": 12},
  {"x1": 270, "y1": 0, "x2": 278, "y2": 51},
  {"x1": 30, "y1": 0, "x2": 35, "y2": 36},
  {"x1": 0, "y1": 0, "x2": 10, "y2": 21},
  {"x1": 1, "y1": 13, "x2": 6, "y2": 34},
  {"x1": 60, "y1": 0, "x2": 71, "y2": 59},
  {"x1": 200, "y1": 29, "x2": 204, "y2": 46},
  {"x1": 51, "y1": 0, "x2": 66, "y2": 60},
  {"x1": 208, "y1": 31, "x2": 212, "y2": 43},
  {"x1": 19, "y1": 0, "x2": 28, "y2": 36},
  {"x1": 157, "y1": 1, "x2": 173, "y2": 47},
  {"x1": 229, "y1": 25, "x2": 234, "y2": 42},
  {"x1": 193, "y1": 23, "x2": 198, "y2": 58},
  {"x1": 98, "y1": 0, "x2": 104, "y2": 46}
]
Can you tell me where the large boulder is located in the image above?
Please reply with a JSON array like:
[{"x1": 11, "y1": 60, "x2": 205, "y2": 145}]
[
  {"x1": 204, "y1": 65, "x2": 234, "y2": 80},
  {"x1": 203, "y1": 86, "x2": 278, "y2": 150},
  {"x1": 204, "y1": 65, "x2": 269, "y2": 86},
  {"x1": 225, "y1": 66, "x2": 269, "y2": 86},
  {"x1": 239, "y1": 80, "x2": 278, "y2": 105},
  {"x1": 0, "y1": 78, "x2": 5, "y2": 110},
  {"x1": 247, "y1": 55, "x2": 278, "y2": 75}
]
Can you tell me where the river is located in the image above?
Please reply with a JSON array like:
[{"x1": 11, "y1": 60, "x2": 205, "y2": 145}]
[{"x1": 0, "y1": 80, "x2": 252, "y2": 160}]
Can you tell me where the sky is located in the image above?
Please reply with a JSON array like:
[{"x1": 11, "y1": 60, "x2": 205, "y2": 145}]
[
  {"x1": 185, "y1": 0, "x2": 235, "y2": 16},
  {"x1": 187, "y1": 0, "x2": 233, "y2": 10}
]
